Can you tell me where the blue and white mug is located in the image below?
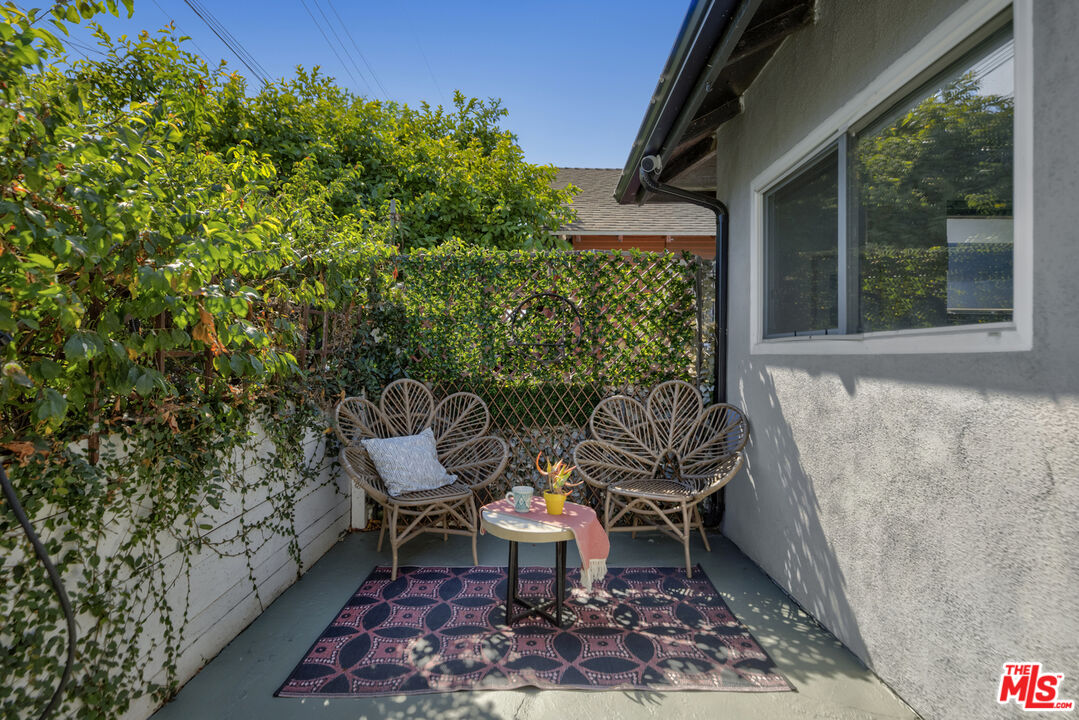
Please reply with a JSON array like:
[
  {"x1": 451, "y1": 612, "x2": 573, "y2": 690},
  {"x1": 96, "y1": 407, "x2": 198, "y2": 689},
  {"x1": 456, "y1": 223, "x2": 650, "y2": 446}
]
[{"x1": 505, "y1": 486, "x2": 533, "y2": 512}]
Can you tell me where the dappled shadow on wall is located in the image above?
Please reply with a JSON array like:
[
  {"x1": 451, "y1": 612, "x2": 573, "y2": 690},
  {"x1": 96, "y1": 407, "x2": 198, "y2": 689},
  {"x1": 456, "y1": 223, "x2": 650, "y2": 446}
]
[{"x1": 729, "y1": 361, "x2": 872, "y2": 669}]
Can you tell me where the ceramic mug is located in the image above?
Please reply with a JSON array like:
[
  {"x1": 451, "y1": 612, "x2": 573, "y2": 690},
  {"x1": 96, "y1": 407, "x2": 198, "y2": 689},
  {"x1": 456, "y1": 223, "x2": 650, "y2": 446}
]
[{"x1": 505, "y1": 486, "x2": 533, "y2": 512}]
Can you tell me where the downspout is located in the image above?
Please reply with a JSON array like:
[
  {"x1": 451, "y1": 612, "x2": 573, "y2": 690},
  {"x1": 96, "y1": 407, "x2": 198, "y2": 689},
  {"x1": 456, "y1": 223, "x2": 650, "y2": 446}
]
[
  {"x1": 638, "y1": 159, "x2": 728, "y2": 405},
  {"x1": 639, "y1": 159, "x2": 730, "y2": 526}
]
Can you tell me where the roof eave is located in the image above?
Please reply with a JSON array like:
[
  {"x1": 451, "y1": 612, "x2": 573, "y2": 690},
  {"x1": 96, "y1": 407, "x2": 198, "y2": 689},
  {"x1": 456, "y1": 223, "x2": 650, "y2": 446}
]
[{"x1": 615, "y1": 0, "x2": 762, "y2": 205}]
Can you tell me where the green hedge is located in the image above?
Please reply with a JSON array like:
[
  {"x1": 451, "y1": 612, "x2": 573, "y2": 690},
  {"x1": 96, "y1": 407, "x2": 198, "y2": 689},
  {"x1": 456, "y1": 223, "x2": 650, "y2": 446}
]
[{"x1": 384, "y1": 241, "x2": 704, "y2": 387}]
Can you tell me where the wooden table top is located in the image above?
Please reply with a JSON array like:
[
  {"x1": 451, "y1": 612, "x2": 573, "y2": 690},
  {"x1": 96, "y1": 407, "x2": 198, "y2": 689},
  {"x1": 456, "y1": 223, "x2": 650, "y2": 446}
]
[{"x1": 480, "y1": 498, "x2": 578, "y2": 543}]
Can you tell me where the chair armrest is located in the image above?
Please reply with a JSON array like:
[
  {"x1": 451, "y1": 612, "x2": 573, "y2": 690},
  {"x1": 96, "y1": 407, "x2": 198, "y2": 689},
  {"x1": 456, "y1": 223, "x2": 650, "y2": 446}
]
[
  {"x1": 573, "y1": 439, "x2": 656, "y2": 490},
  {"x1": 339, "y1": 445, "x2": 390, "y2": 505},
  {"x1": 441, "y1": 435, "x2": 509, "y2": 491},
  {"x1": 682, "y1": 453, "x2": 744, "y2": 498}
]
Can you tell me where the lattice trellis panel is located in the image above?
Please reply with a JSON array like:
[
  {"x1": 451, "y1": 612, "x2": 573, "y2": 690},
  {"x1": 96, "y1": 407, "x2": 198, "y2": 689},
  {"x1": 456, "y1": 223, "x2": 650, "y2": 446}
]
[{"x1": 363, "y1": 250, "x2": 714, "y2": 509}]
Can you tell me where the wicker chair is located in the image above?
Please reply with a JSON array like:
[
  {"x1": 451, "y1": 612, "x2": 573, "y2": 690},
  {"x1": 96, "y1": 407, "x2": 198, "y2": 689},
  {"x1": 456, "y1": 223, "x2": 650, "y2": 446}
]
[
  {"x1": 335, "y1": 379, "x2": 509, "y2": 579},
  {"x1": 573, "y1": 380, "x2": 748, "y2": 577}
]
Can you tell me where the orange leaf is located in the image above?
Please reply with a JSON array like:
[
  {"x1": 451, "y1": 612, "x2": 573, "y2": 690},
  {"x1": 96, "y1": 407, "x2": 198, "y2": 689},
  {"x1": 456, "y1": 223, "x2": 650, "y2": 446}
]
[
  {"x1": 192, "y1": 306, "x2": 219, "y2": 348},
  {"x1": 2, "y1": 441, "x2": 38, "y2": 465}
]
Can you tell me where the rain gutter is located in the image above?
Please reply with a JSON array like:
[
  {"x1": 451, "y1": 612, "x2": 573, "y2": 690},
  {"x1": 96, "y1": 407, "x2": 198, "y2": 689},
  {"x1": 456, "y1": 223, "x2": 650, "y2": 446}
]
[{"x1": 615, "y1": 0, "x2": 762, "y2": 205}]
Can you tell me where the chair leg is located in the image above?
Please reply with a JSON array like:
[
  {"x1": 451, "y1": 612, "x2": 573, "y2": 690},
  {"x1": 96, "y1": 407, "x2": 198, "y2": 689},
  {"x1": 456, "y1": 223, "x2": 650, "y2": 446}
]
[
  {"x1": 681, "y1": 503, "x2": 692, "y2": 578},
  {"x1": 631, "y1": 514, "x2": 639, "y2": 540},
  {"x1": 389, "y1": 505, "x2": 400, "y2": 581},
  {"x1": 603, "y1": 491, "x2": 612, "y2": 532},
  {"x1": 694, "y1": 506, "x2": 711, "y2": 552},
  {"x1": 469, "y1": 497, "x2": 478, "y2": 566},
  {"x1": 377, "y1": 504, "x2": 387, "y2": 552},
  {"x1": 442, "y1": 513, "x2": 448, "y2": 542}
]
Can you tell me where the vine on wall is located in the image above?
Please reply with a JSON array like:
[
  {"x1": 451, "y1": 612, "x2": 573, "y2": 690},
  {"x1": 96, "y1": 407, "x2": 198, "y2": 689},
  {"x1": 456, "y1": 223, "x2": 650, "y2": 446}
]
[
  {"x1": 0, "y1": 5, "x2": 705, "y2": 718},
  {"x1": 0, "y1": 4, "x2": 395, "y2": 717}
]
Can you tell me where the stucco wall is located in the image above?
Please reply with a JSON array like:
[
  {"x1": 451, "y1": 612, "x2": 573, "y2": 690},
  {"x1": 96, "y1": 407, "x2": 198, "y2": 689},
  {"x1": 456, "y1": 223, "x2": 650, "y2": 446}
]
[{"x1": 713, "y1": 1, "x2": 1079, "y2": 718}]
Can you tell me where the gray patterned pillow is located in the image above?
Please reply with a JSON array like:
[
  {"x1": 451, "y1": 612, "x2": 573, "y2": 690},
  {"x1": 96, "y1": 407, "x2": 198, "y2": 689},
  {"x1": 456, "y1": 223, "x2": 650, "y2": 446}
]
[{"x1": 360, "y1": 428, "x2": 457, "y2": 497}]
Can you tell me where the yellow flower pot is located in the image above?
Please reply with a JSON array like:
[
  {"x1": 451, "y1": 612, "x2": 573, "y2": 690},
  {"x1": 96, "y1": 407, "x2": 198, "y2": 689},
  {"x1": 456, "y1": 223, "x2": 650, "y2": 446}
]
[{"x1": 543, "y1": 491, "x2": 567, "y2": 515}]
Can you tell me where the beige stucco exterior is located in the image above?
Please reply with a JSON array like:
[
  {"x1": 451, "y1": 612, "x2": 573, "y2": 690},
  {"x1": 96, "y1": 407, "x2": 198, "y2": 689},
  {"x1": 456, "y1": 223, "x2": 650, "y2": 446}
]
[{"x1": 713, "y1": 1, "x2": 1079, "y2": 718}]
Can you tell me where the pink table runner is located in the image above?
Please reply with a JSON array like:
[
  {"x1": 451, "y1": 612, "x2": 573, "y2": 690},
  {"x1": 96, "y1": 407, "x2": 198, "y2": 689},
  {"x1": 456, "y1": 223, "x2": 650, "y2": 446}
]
[{"x1": 481, "y1": 497, "x2": 610, "y2": 591}]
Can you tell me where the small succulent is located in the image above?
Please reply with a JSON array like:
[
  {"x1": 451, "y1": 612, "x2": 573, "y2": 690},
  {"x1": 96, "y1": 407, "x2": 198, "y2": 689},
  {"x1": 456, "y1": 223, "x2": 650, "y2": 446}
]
[{"x1": 535, "y1": 452, "x2": 582, "y2": 495}]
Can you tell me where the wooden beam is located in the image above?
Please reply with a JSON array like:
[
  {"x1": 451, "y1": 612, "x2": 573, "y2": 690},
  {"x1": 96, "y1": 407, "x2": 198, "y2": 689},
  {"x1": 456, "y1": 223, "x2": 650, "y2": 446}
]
[
  {"x1": 680, "y1": 97, "x2": 743, "y2": 147},
  {"x1": 670, "y1": 3, "x2": 814, "y2": 157},
  {"x1": 659, "y1": 135, "x2": 716, "y2": 183},
  {"x1": 727, "y1": 1, "x2": 815, "y2": 67}
]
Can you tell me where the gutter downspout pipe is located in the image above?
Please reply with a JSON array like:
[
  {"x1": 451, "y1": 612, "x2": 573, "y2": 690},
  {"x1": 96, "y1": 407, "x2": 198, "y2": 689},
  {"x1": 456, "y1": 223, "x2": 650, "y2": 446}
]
[
  {"x1": 638, "y1": 161, "x2": 729, "y2": 405},
  {"x1": 639, "y1": 161, "x2": 730, "y2": 525}
]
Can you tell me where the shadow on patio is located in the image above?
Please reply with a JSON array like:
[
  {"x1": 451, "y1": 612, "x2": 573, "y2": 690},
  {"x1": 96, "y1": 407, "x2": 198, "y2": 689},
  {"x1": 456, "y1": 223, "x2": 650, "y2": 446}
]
[{"x1": 151, "y1": 530, "x2": 915, "y2": 720}]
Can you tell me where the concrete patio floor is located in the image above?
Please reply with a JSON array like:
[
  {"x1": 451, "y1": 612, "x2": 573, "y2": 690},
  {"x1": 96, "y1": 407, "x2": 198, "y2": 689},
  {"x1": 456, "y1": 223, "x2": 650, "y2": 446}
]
[{"x1": 151, "y1": 529, "x2": 918, "y2": 720}]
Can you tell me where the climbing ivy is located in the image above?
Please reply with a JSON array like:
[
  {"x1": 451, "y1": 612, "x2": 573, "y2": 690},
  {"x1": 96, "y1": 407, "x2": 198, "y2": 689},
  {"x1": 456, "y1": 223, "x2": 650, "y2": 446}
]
[
  {"x1": 389, "y1": 240, "x2": 703, "y2": 387},
  {"x1": 0, "y1": 4, "x2": 389, "y2": 718},
  {"x1": 0, "y1": 4, "x2": 696, "y2": 718}
]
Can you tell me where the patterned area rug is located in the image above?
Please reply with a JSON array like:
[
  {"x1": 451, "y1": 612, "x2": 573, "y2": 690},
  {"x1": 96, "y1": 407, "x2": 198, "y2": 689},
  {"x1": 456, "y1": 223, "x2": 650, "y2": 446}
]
[{"x1": 276, "y1": 565, "x2": 791, "y2": 696}]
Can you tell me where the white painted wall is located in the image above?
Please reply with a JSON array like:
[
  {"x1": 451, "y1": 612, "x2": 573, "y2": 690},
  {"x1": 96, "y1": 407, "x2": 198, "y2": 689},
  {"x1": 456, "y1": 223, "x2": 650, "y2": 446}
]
[
  {"x1": 3, "y1": 419, "x2": 351, "y2": 720},
  {"x1": 132, "y1": 419, "x2": 349, "y2": 720},
  {"x1": 351, "y1": 475, "x2": 367, "y2": 530}
]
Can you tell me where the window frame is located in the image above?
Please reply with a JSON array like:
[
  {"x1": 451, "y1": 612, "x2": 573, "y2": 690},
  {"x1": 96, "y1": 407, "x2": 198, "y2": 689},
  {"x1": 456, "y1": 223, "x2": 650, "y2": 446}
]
[
  {"x1": 749, "y1": 0, "x2": 1031, "y2": 355},
  {"x1": 763, "y1": 143, "x2": 842, "y2": 338}
]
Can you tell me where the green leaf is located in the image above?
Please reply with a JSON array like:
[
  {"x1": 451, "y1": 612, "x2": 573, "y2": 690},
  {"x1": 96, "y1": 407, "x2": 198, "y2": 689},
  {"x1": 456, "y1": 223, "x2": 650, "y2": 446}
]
[
  {"x1": 34, "y1": 388, "x2": 67, "y2": 421},
  {"x1": 135, "y1": 372, "x2": 155, "y2": 397},
  {"x1": 64, "y1": 332, "x2": 101, "y2": 361},
  {"x1": 35, "y1": 359, "x2": 63, "y2": 381},
  {"x1": 3, "y1": 362, "x2": 34, "y2": 388},
  {"x1": 229, "y1": 354, "x2": 246, "y2": 376},
  {"x1": 213, "y1": 354, "x2": 231, "y2": 376},
  {"x1": 23, "y1": 205, "x2": 46, "y2": 227},
  {"x1": 25, "y1": 253, "x2": 55, "y2": 269},
  {"x1": 11, "y1": 43, "x2": 40, "y2": 66}
]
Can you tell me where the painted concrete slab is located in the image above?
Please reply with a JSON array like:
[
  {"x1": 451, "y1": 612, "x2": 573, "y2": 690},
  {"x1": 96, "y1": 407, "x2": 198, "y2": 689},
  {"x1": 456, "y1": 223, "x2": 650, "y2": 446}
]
[{"x1": 151, "y1": 530, "x2": 918, "y2": 720}]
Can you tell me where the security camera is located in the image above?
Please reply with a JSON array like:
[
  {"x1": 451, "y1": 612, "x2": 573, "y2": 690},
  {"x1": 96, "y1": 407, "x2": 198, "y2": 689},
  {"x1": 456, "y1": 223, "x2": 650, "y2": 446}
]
[{"x1": 640, "y1": 155, "x2": 663, "y2": 175}]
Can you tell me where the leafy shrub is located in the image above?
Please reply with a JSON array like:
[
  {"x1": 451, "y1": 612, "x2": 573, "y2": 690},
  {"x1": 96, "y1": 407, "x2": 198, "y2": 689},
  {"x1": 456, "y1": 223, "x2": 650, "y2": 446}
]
[{"x1": 0, "y1": 4, "x2": 574, "y2": 717}]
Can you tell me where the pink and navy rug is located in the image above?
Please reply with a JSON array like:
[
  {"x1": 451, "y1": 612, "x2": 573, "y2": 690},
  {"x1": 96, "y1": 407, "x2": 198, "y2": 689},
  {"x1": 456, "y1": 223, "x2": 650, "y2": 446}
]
[{"x1": 276, "y1": 565, "x2": 791, "y2": 696}]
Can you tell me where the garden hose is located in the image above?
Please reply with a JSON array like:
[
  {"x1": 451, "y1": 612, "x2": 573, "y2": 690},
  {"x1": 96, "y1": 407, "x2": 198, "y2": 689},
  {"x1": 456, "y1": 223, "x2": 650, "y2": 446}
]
[{"x1": 0, "y1": 460, "x2": 77, "y2": 720}]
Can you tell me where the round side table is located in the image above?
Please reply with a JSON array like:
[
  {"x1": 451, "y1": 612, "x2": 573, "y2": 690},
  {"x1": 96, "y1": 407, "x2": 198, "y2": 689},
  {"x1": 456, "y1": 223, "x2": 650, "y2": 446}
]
[{"x1": 480, "y1": 498, "x2": 577, "y2": 627}]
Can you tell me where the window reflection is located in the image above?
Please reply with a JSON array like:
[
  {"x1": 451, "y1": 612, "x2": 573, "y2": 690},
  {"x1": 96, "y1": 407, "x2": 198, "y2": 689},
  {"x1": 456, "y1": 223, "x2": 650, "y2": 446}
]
[{"x1": 855, "y1": 33, "x2": 1014, "y2": 332}]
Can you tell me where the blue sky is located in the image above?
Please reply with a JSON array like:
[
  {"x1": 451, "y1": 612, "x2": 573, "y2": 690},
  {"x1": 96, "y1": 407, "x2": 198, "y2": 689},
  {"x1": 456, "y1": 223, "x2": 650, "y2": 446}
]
[{"x1": 60, "y1": 0, "x2": 692, "y2": 169}]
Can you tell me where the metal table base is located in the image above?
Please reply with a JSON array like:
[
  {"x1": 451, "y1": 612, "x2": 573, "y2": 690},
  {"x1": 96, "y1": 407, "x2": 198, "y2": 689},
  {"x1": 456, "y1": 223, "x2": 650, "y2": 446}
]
[{"x1": 505, "y1": 539, "x2": 574, "y2": 627}]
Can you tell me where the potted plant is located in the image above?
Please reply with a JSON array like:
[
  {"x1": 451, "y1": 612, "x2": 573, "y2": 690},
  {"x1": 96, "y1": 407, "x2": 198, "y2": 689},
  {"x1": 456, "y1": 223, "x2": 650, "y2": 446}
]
[{"x1": 536, "y1": 452, "x2": 582, "y2": 515}]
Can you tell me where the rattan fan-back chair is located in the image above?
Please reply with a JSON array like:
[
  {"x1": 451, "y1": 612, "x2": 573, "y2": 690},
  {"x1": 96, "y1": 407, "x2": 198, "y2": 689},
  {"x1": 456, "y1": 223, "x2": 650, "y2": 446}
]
[
  {"x1": 336, "y1": 379, "x2": 509, "y2": 579},
  {"x1": 573, "y1": 380, "x2": 749, "y2": 577}
]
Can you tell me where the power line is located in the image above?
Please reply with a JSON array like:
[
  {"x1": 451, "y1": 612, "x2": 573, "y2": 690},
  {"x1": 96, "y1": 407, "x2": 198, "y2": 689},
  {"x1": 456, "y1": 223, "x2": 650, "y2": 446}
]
[
  {"x1": 298, "y1": 0, "x2": 368, "y2": 95},
  {"x1": 66, "y1": 37, "x2": 107, "y2": 58},
  {"x1": 149, "y1": 0, "x2": 213, "y2": 68},
  {"x1": 182, "y1": 0, "x2": 266, "y2": 83},
  {"x1": 325, "y1": 0, "x2": 389, "y2": 101},
  {"x1": 187, "y1": 0, "x2": 270, "y2": 81},
  {"x1": 400, "y1": 3, "x2": 443, "y2": 105},
  {"x1": 181, "y1": 0, "x2": 269, "y2": 85},
  {"x1": 311, "y1": 0, "x2": 370, "y2": 92},
  {"x1": 415, "y1": 39, "x2": 445, "y2": 106}
]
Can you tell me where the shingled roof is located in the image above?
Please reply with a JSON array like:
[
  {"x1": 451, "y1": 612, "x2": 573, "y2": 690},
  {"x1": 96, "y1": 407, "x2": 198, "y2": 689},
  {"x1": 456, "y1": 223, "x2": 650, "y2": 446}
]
[{"x1": 554, "y1": 168, "x2": 715, "y2": 235}]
